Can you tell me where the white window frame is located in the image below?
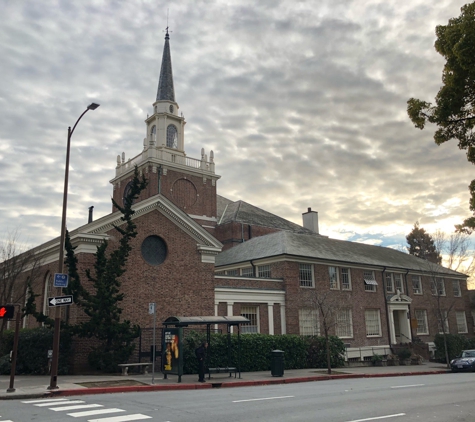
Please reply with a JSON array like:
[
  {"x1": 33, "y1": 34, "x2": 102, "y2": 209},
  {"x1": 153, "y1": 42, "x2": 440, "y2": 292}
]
[
  {"x1": 436, "y1": 277, "x2": 446, "y2": 296},
  {"x1": 43, "y1": 273, "x2": 53, "y2": 318},
  {"x1": 329, "y1": 266, "x2": 339, "y2": 290},
  {"x1": 241, "y1": 267, "x2": 254, "y2": 277},
  {"x1": 299, "y1": 308, "x2": 320, "y2": 336},
  {"x1": 385, "y1": 273, "x2": 394, "y2": 293},
  {"x1": 257, "y1": 265, "x2": 271, "y2": 278},
  {"x1": 456, "y1": 311, "x2": 468, "y2": 334},
  {"x1": 340, "y1": 268, "x2": 352, "y2": 290},
  {"x1": 438, "y1": 310, "x2": 449, "y2": 334},
  {"x1": 241, "y1": 306, "x2": 259, "y2": 333},
  {"x1": 336, "y1": 308, "x2": 353, "y2": 338},
  {"x1": 452, "y1": 280, "x2": 462, "y2": 297},
  {"x1": 412, "y1": 275, "x2": 422, "y2": 295},
  {"x1": 363, "y1": 271, "x2": 377, "y2": 292},
  {"x1": 365, "y1": 309, "x2": 382, "y2": 337},
  {"x1": 299, "y1": 263, "x2": 314, "y2": 288},
  {"x1": 415, "y1": 309, "x2": 429, "y2": 335},
  {"x1": 394, "y1": 273, "x2": 403, "y2": 293},
  {"x1": 226, "y1": 269, "x2": 239, "y2": 276}
]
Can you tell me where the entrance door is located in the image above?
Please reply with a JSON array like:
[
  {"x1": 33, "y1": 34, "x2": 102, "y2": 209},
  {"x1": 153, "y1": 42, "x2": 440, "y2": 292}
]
[{"x1": 393, "y1": 311, "x2": 401, "y2": 343}]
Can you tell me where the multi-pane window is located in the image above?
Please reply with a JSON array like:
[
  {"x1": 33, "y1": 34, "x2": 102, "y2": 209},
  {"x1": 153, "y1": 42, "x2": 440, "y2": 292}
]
[
  {"x1": 363, "y1": 271, "x2": 377, "y2": 292},
  {"x1": 456, "y1": 311, "x2": 468, "y2": 334},
  {"x1": 430, "y1": 279, "x2": 437, "y2": 295},
  {"x1": 329, "y1": 266, "x2": 339, "y2": 289},
  {"x1": 385, "y1": 273, "x2": 394, "y2": 293},
  {"x1": 241, "y1": 306, "x2": 259, "y2": 333},
  {"x1": 341, "y1": 268, "x2": 351, "y2": 290},
  {"x1": 365, "y1": 309, "x2": 382, "y2": 337},
  {"x1": 412, "y1": 275, "x2": 422, "y2": 294},
  {"x1": 452, "y1": 280, "x2": 462, "y2": 297},
  {"x1": 299, "y1": 264, "x2": 314, "y2": 287},
  {"x1": 166, "y1": 124, "x2": 178, "y2": 148},
  {"x1": 43, "y1": 274, "x2": 54, "y2": 317},
  {"x1": 336, "y1": 308, "x2": 353, "y2": 338},
  {"x1": 438, "y1": 311, "x2": 449, "y2": 334},
  {"x1": 299, "y1": 309, "x2": 319, "y2": 335},
  {"x1": 241, "y1": 267, "x2": 254, "y2": 277},
  {"x1": 394, "y1": 273, "x2": 403, "y2": 293},
  {"x1": 415, "y1": 310, "x2": 429, "y2": 335},
  {"x1": 257, "y1": 265, "x2": 271, "y2": 278},
  {"x1": 436, "y1": 278, "x2": 446, "y2": 296},
  {"x1": 226, "y1": 269, "x2": 239, "y2": 276}
]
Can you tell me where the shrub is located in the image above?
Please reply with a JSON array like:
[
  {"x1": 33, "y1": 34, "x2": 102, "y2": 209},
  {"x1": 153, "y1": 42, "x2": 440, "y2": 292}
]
[
  {"x1": 396, "y1": 348, "x2": 411, "y2": 360},
  {"x1": 0, "y1": 327, "x2": 72, "y2": 375},
  {"x1": 433, "y1": 334, "x2": 475, "y2": 361},
  {"x1": 181, "y1": 331, "x2": 344, "y2": 374}
]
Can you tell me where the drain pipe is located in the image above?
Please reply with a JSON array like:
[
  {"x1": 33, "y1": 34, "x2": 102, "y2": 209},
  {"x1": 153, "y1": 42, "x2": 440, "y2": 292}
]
[{"x1": 381, "y1": 266, "x2": 392, "y2": 351}]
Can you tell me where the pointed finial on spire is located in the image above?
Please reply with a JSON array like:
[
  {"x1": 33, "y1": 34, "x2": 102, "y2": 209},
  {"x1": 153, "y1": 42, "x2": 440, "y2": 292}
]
[{"x1": 157, "y1": 19, "x2": 175, "y2": 102}]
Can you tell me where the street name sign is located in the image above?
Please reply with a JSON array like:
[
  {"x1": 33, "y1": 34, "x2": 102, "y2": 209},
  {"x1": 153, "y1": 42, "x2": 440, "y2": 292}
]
[
  {"x1": 54, "y1": 273, "x2": 69, "y2": 288},
  {"x1": 48, "y1": 295, "x2": 73, "y2": 307}
]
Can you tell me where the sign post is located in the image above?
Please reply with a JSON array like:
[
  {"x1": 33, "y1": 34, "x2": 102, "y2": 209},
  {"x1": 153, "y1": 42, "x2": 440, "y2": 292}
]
[{"x1": 149, "y1": 302, "x2": 156, "y2": 384}]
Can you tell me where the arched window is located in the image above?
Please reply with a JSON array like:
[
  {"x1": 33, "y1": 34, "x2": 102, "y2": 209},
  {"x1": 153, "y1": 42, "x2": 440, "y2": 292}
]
[
  {"x1": 43, "y1": 273, "x2": 54, "y2": 318},
  {"x1": 150, "y1": 125, "x2": 156, "y2": 144},
  {"x1": 166, "y1": 124, "x2": 178, "y2": 149}
]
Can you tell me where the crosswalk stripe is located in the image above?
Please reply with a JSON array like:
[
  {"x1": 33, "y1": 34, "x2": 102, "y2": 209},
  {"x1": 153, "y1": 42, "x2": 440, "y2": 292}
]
[
  {"x1": 34, "y1": 400, "x2": 85, "y2": 407},
  {"x1": 22, "y1": 398, "x2": 69, "y2": 404},
  {"x1": 88, "y1": 414, "x2": 152, "y2": 422},
  {"x1": 68, "y1": 408, "x2": 126, "y2": 418},
  {"x1": 51, "y1": 404, "x2": 104, "y2": 412}
]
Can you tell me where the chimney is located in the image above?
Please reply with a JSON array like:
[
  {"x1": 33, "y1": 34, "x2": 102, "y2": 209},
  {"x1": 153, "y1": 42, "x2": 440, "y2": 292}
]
[
  {"x1": 88, "y1": 206, "x2": 94, "y2": 224},
  {"x1": 302, "y1": 207, "x2": 319, "y2": 234}
]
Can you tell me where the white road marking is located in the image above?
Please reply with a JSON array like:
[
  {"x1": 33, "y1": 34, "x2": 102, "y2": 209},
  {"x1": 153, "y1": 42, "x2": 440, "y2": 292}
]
[
  {"x1": 22, "y1": 398, "x2": 69, "y2": 404},
  {"x1": 68, "y1": 408, "x2": 126, "y2": 418},
  {"x1": 345, "y1": 413, "x2": 406, "y2": 422},
  {"x1": 51, "y1": 404, "x2": 104, "y2": 412},
  {"x1": 34, "y1": 400, "x2": 85, "y2": 407},
  {"x1": 88, "y1": 415, "x2": 152, "y2": 422},
  {"x1": 232, "y1": 395, "x2": 295, "y2": 403},
  {"x1": 391, "y1": 384, "x2": 425, "y2": 389}
]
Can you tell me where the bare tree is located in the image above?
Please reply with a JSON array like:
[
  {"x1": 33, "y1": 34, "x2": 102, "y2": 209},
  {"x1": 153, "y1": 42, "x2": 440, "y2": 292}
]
[
  {"x1": 0, "y1": 231, "x2": 42, "y2": 338},
  {"x1": 309, "y1": 290, "x2": 350, "y2": 374}
]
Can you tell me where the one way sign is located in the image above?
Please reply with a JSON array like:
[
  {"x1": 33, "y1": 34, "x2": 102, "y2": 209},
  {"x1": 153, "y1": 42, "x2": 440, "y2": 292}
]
[{"x1": 48, "y1": 295, "x2": 73, "y2": 307}]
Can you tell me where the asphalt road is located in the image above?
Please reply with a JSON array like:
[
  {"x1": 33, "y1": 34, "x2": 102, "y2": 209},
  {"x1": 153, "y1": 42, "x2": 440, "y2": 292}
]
[{"x1": 1, "y1": 373, "x2": 474, "y2": 422}]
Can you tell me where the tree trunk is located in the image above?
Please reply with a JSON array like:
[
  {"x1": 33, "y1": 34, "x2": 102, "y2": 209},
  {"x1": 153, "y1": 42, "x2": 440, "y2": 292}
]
[{"x1": 325, "y1": 331, "x2": 331, "y2": 375}]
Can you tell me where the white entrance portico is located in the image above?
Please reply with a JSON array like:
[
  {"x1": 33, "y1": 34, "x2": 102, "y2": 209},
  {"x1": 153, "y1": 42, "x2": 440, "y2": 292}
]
[
  {"x1": 215, "y1": 287, "x2": 286, "y2": 335},
  {"x1": 387, "y1": 291, "x2": 413, "y2": 344}
]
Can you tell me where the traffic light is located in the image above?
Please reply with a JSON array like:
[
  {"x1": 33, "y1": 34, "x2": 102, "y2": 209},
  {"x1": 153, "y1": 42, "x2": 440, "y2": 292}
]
[{"x1": 0, "y1": 305, "x2": 14, "y2": 319}]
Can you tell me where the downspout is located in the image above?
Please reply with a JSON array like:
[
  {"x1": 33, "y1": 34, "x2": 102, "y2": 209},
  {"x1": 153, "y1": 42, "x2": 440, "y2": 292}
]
[
  {"x1": 157, "y1": 165, "x2": 162, "y2": 195},
  {"x1": 381, "y1": 266, "x2": 392, "y2": 350},
  {"x1": 250, "y1": 260, "x2": 256, "y2": 277},
  {"x1": 404, "y1": 269, "x2": 414, "y2": 343}
]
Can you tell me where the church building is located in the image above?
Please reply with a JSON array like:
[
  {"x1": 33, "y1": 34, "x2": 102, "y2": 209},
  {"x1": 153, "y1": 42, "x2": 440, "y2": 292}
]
[{"x1": 14, "y1": 31, "x2": 473, "y2": 368}]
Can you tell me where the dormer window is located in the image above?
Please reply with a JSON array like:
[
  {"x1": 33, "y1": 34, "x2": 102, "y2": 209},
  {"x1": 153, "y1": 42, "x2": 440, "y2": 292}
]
[{"x1": 167, "y1": 124, "x2": 178, "y2": 149}]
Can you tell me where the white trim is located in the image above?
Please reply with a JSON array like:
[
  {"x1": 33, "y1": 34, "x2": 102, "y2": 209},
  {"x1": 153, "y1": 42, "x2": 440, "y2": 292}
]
[{"x1": 215, "y1": 287, "x2": 285, "y2": 305}]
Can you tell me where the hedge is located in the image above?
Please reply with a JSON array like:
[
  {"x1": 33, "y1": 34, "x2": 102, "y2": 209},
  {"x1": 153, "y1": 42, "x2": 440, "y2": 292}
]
[
  {"x1": 0, "y1": 327, "x2": 72, "y2": 375},
  {"x1": 182, "y1": 331, "x2": 345, "y2": 374},
  {"x1": 434, "y1": 334, "x2": 475, "y2": 362}
]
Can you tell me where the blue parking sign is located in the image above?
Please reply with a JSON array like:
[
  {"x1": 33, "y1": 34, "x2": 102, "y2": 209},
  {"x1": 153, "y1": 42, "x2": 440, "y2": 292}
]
[{"x1": 54, "y1": 273, "x2": 69, "y2": 288}]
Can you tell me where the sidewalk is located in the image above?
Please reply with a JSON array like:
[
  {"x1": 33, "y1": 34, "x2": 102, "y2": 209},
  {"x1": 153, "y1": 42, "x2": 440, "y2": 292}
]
[{"x1": 0, "y1": 362, "x2": 449, "y2": 400}]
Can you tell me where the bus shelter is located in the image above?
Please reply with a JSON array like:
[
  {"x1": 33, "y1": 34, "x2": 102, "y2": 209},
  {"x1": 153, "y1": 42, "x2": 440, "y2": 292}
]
[{"x1": 162, "y1": 316, "x2": 249, "y2": 382}]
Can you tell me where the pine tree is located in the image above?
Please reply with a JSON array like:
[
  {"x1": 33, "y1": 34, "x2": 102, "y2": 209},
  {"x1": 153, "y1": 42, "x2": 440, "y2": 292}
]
[
  {"x1": 406, "y1": 222, "x2": 442, "y2": 264},
  {"x1": 64, "y1": 166, "x2": 147, "y2": 371}
]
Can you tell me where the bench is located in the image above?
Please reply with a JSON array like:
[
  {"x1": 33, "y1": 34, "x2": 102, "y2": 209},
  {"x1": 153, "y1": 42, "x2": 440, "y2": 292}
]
[
  {"x1": 207, "y1": 367, "x2": 237, "y2": 379},
  {"x1": 118, "y1": 362, "x2": 152, "y2": 376}
]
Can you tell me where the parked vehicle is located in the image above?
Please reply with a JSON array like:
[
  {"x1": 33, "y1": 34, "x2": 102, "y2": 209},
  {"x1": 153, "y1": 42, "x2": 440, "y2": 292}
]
[{"x1": 450, "y1": 350, "x2": 475, "y2": 372}]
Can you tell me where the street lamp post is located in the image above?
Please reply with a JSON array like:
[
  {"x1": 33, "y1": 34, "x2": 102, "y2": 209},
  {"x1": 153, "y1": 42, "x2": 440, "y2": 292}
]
[{"x1": 48, "y1": 102, "x2": 100, "y2": 390}]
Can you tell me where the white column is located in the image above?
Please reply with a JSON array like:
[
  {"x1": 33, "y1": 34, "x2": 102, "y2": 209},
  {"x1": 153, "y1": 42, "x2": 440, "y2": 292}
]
[
  {"x1": 388, "y1": 308, "x2": 396, "y2": 344},
  {"x1": 280, "y1": 304, "x2": 286, "y2": 334},
  {"x1": 268, "y1": 304, "x2": 274, "y2": 335},
  {"x1": 227, "y1": 302, "x2": 234, "y2": 333},
  {"x1": 214, "y1": 303, "x2": 219, "y2": 331}
]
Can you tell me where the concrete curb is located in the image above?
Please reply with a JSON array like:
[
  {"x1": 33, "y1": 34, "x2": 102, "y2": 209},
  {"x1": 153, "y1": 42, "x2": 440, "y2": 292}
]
[{"x1": 0, "y1": 370, "x2": 449, "y2": 400}]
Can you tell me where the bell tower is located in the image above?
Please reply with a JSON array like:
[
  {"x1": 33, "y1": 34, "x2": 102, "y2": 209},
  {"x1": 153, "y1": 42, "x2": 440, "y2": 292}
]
[
  {"x1": 110, "y1": 29, "x2": 220, "y2": 232},
  {"x1": 146, "y1": 28, "x2": 185, "y2": 154}
]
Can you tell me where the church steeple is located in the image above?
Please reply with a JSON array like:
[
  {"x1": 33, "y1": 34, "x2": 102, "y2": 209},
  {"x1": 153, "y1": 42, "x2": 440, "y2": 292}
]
[{"x1": 156, "y1": 28, "x2": 175, "y2": 102}]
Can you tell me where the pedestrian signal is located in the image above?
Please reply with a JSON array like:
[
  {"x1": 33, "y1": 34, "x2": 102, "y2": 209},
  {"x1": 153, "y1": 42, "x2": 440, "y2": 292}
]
[{"x1": 0, "y1": 305, "x2": 14, "y2": 319}]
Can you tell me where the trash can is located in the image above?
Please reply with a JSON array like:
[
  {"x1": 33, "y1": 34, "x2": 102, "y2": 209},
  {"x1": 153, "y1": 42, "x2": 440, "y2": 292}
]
[{"x1": 271, "y1": 349, "x2": 284, "y2": 377}]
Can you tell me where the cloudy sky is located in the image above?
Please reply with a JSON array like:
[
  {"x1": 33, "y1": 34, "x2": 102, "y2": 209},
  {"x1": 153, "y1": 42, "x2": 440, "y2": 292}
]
[{"x1": 0, "y1": 0, "x2": 473, "y2": 258}]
